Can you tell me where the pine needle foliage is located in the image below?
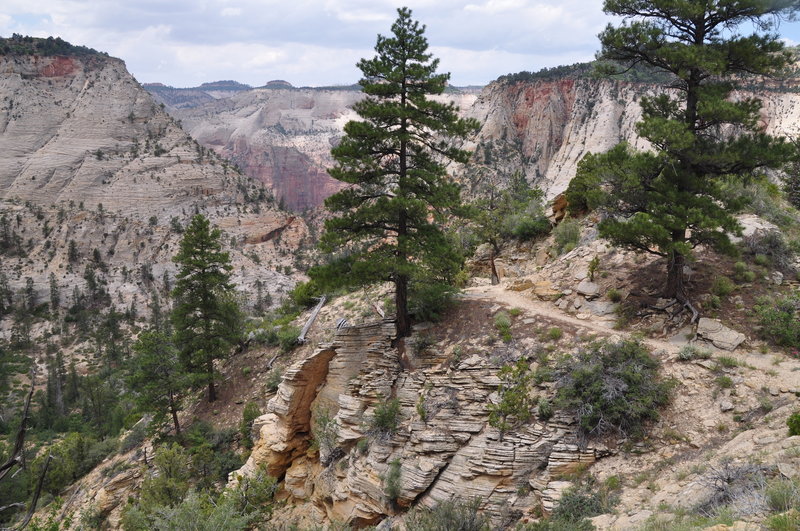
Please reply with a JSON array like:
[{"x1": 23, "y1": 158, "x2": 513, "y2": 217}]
[
  {"x1": 172, "y1": 214, "x2": 242, "y2": 402},
  {"x1": 568, "y1": 0, "x2": 799, "y2": 300},
  {"x1": 317, "y1": 7, "x2": 480, "y2": 337}
]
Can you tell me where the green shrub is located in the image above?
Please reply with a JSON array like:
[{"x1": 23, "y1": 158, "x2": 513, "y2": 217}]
[
  {"x1": 356, "y1": 438, "x2": 369, "y2": 455},
  {"x1": 733, "y1": 262, "x2": 756, "y2": 282},
  {"x1": 788, "y1": 412, "x2": 800, "y2": 436},
  {"x1": 765, "y1": 478, "x2": 800, "y2": 512},
  {"x1": 405, "y1": 498, "x2": 490, "y2": 531},
  {"x1": 715, "y1": 375, "x2": 734, "y2": 389},
  {"x1": 289, "y1": 279, "x2": 321, "y2": 308},
  {"x1": 588, "y1": 255, "x2": 600, "y2": 281},
  {"x1": 607, "y1": 288, "x2": 622, "y2": 302},
  {"x1": 566, "y1": 154, "x2": 605, "y2": 215},
  {"x1": 711, "y1": 276, "x2": 735, "y2": 297},
  {"x1": 312, "y1": 406, "x2": 339, "y2": 465},
  {"x1": 509, "y1": 214, "x2": 551, "y2": 241},
  {"x1": 523, "y1": 476, "x2": 619, "y2": 530},
  {"x1": 488, "y1": 359, "x2": 534, "y2": 437},
  {"x1": 276, "y1": 325, "x2": 300, "y2": 353},
  {"x1": 553, "y1": 219, "x2": 581, "y2": 254},
  {"x1": 755, "y1": 296, "x2": 800, "y2": 350},
  {"x1": 754, "y1": 253, "x2": 771, "y2": 267},
  {"x1": 715, "y1": 356, "x2": 740, "y2": 369},
  {"x1": 743, "y1": 230, "x2": 796, "y2": 271},
  {"x1": 240, "y1": 402, "x2": 261, "y2": 450},
  {"x1": 556, "y1": 339, "x2": 673, "y2": 438},
  {"x1": 369, "y1": 398, "x2": 401, "y2": 439},
  {"x1": 494, "y1": 311, "x2": 512, "y2": 342},
  {"x1": 678, "y1": 345, "x2": 712, "y2": 361},
  {"x1": 537, "y1": 398, "x2": 553, "y2": 421},
  {"x1": 120, "y1": 421, "x2": 148, "y2": 453},
  {"x1": 384, "y1": 458, "x2": 402, "y2": 502},
  {"x1": 125, "y1": 489, "x2": 252, "y2": 531},
  {"x1": 410, "y1": 281, "x2": 459, "y2": 323},
  {"x1": 766, "y1": 511, "x2": 800, "y2": 531},
  {"x1": 265, "y1": 366, "x2": 283, "y2": 393},
  {"x1": 229, "y1": 464, "x2": 278, "y2": 518},
  {"x1": 546, "y1": 327, "x2": 563, "y2": 341}
]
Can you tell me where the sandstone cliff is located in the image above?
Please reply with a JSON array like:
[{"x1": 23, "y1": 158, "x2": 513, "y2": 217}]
[
  {"x1": 465, "y1": 76, "x2": 800, "y2": 198},
  {"x1": 155, "y1": 87, "x2": 479, "y2": 211},
  {"x1": 0, "y1": 50, "x2": 307, "y2": 323}
]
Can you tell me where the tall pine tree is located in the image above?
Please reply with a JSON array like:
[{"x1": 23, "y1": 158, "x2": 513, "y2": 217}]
[
  {"x1": 318, "y1": 7, "x2": 479, "y2": 337},
  {"x1": 571, "y1": 0, "x2": 798, "y2": 309},
  {"x1": 172, "y1": 215, "x2": 241, "y2": 402}
]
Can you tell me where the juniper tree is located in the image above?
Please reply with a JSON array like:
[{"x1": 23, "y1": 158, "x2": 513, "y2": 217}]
[
  {"x1": 172, "y1": 214, "x2": 241, "y2": 402},
  {"x1": 571, "y1": 0, "x2": 798, "y2": 307},
  {"x1": 317, "y1": 7, "x2": 479, "y2": 337}
]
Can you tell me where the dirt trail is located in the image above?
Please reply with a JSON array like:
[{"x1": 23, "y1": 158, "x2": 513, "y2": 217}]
[{"x1": 464, "y1": 282, "x2": 682, "y2": 356}]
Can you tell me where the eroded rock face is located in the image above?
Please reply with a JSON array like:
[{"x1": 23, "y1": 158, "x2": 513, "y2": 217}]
[
  {"x1": 159, "y1": 87, "x2": 479, "y2": 211},
  {"x1": 464, "y1": 77, "x2": 800, "y2": 199},
  {"x1": 235, "y1": 320, "x2": 603, "y2": 528},
  {"x1": 0, "y1": 51, "x2": 305, "y2": 318}
]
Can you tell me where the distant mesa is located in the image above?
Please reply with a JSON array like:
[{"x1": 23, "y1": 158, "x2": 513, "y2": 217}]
[
  {"x1": 264, "y1": 80, "x2": 294, "y2": 89},
  {"x1": 199, "y1": 80, "x2": 252, "y2": 90}
]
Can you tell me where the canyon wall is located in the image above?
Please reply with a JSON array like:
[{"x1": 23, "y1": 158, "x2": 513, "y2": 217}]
[
  {"x1": 465, "y1": 77, "x2": 800, "y2": 198},
  {"x1": 154, "y1": 86, "x2": 479, "y2": 211},
  {"x1": 0, "y1": 51, "x2": 306, "y2": 317}
]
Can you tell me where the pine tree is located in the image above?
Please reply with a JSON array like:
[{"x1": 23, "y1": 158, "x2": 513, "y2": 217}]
[
  {"x1": 48, "y1": 272, "x2": 59, "y2": 316},
  {"x1": 571, "y1": 0, "x2": 798, "y2": 307},
  {"x1": 127, "y1": 330, "x2": 188, "y2": 438},
  {"x1": 317, "y1": 7, "x2": 479, "y2": 337},
  {"x1": 171, "y1": 214, "x2": 241, "y2": 402}
]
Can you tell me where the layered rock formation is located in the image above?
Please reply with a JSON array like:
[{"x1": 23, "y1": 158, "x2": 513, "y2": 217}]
[
  {"x1": 464, "y1": 76, "x2": 800, "y2": 198},
  {"x1": 154, "y1": 87, "x2": 479, "y2": 211},
  {"x1": 0, "y1": 49, "x2": 306, "y2": 319},
  {"x1": 235, "y1": 316, "x2": 605, "y2": 528}
]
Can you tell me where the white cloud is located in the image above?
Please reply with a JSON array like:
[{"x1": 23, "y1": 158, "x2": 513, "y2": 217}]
[
  {"x1": 3, "y1": 1, "x2": 800, "y2": 86},
  {"x1": 464, "y1": 0, "x2": 527, "y2": 15}
]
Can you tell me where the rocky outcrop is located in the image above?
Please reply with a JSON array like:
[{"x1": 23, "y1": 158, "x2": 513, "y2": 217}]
[{"x1": 236, "y1": 319, "x2": 605, "y2": 528}]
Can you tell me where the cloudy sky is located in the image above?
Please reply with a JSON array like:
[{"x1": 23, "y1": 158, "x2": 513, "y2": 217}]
[{"x1": 3, "y1": 1, "x2": 800, "y2": 88}]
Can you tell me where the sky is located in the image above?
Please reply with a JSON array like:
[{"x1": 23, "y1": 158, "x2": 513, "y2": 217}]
[{"x1": 3, "y1": 1, "x2": 800, "y2": 88}]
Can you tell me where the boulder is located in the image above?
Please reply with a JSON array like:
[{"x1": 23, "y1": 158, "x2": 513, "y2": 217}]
[
  {"x1": 508, "y1": 279, "x2": 534, "y2": 292},
  {"x1": 696, "y1": 318, "x2": 745, "y2": 351},
  {"x1": 575, "y1": 280, "x2": 600, "y2": 298},
  {"x1": 584, "y1": 300, "x2": 617, "y2": 316},
  {"x1": 532, "y1": 280, "x2": 561, "y2": 301}
]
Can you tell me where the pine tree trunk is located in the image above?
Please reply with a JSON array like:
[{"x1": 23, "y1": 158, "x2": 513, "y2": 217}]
[
  {"x1": 169, "y1": 394, "x2": 182, "y2": 439},
  {"x1": 664, "y1": 230, "x2": 686, "y2": 300},
  {"x1": 490, "y1": 250, "x2": 499, "y2": 285},
  {"x1": 396, "y1": 274, "x2": 410, "y2": 337},
  {"x1": 207, "y1": 357, "x2": 216, "y2": 402}
]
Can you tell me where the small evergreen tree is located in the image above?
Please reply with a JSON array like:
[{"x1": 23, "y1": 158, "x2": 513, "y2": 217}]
[
  {"x1": 316, "y1": 7, "x2": 479, "y2": 337},
  {"x1": 472, "y1": 171, "x2": 548, "y2": 284},
  {"x1": 172, "y1": 215, "x2": 242, "y2": 402},
  {"x1": 570, "y1": 0, "x2": 798, "y2": 305},
  {"x1": 127, "y1": 330, "x2": 188, "y2": 438}
]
